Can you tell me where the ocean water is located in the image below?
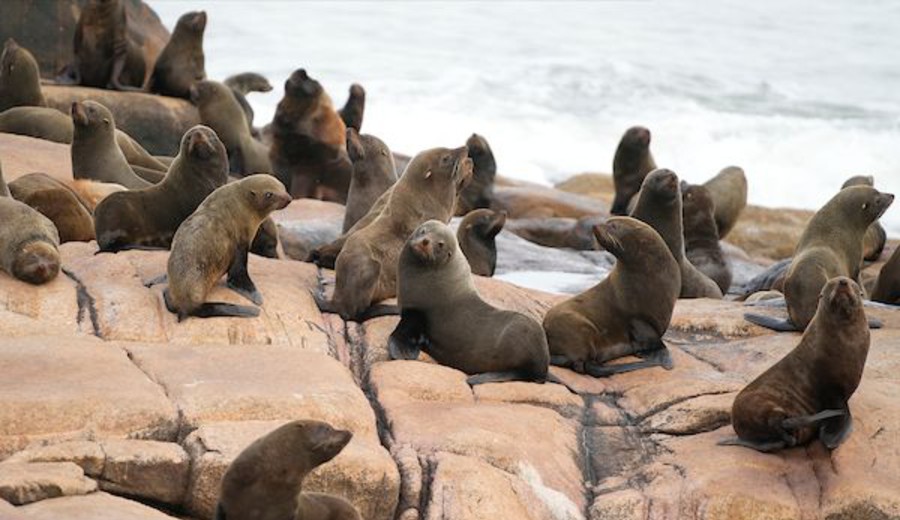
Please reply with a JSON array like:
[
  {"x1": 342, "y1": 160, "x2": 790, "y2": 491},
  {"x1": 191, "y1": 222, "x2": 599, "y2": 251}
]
[{"x1": 153, "y1": 1, "x2": 900, "y2": 235}]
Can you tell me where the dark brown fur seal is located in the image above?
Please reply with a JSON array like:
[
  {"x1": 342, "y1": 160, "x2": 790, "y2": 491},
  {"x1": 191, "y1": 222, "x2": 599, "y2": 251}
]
[
  {"x1": 630, "y1": 169, "x2": 723, "y2": 299},
  {"x1": 321, "y1": 146, "x2": 472, "y2": 320},
  {"x1": 342, "y1": 128, "x2": 397, "y2": 232},
  {"x1": 94, "y1": 125, "x2": 228, "y2": 252},
  {"x1": 872, "y1": 246, "x2": 900, "y2": 305},
  {"x1": 703, "y1": 166, "x2": 747, "y2": 239},
  {"x1": 682, "y1": 183, "x2": 731, "y2": 294},
  {"x1": 64, "y1": 0, "x2": 146, "y2": 90},
  {"x1": 70, "y1": 100, "x2": 152, "y2": 190},
  {"x1": 611, "y1": 126, "x2": 656, "y2": 215},
  {"x1": 0, "y1": 39, "x2": 46, "y2": 112},
  {"x1": 338, "y1": 83, "x2": 365, "y2": 132},
  {"x1": 0, "y1": 165, "x2": 61, "y2": 285},
  {"x1": 504, "y1": 216, "x2": 601, "y2": 250},
  {"x1": 389, "y1": 220, "x2": 552, "y2": 386},
  {"x1": 164, "y1": 174, "x2": 291, "y2": 320},
  {"x1": 543, "y1": 217, "x2": 680, "y2": 376},
  {"x1": 215, "y1": 420, "x2": 360, "y2": 520},
  {"x1": 146, "y1": 11, "x2": 207, "y2": 98},
  {"x1": 190, "y1": 80, "x2": 271, "y2": 176},
  {"x1": 455, "y1": 133, "x2": 497, "y2": 216},
  {"x1": 722, "y1": 277, "x2": 869, "y2": 452},
  {"x1": 224, "y1": 72, "x2": 273, "y2": 134},
  {"x1": 8, "y1": 173, "x2": 95, "y2": 243},
  {"x1": 842, "y1": 175, "x2": 887, "y2": 261},
  {"x1": 269, "y1": 69, "x2": 353, "y2": 201},
  {"x1": 457, "y1": 208, "x2": 506, "y2": 277},
  {"x1": 745, "y1": 185, "x2": 893, "y2": 332}
]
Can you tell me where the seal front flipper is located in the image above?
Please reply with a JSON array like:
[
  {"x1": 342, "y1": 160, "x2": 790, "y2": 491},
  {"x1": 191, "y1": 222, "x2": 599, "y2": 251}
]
[
  {"x1": 226, "y1": 244, "x2": 263, "y2": 305},
  {"x1": 313, "y1": 292, "x2": 399, "y2": 322},
  {"x1": 466, "y1": 371, "x2": 534, "y2": 387},
  {"x1": 388, "y1": 309, "x2": 428, "y2": 360},
  {"x1": 584, "y1": 355, "x2": 669, "y2": 377},
  {"x1": 629, "y1": 320, "x2": 674, "y2": 370},
  {"x1": 716, "y1": 437, "x2": 787, "y2": 453},
  {"x1": 781, "y1": 408, "x2": 846, "y2": 430},
  {"x1": 744, "y1": 313, "x2": 800, "y2": 332},
  {"x1": 819, "y1": 406, "x2": 853, "y2": 449}
]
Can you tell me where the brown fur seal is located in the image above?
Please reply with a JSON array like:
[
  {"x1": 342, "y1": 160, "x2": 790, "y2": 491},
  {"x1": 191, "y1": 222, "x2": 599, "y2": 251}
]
[
  {"x1": 455, "y1": 133, "x2": 497, "y2": 216},
  {"x1": 872, "y1": 246, "x2": 900, "y2": 305},
  {"x1": 164, "y1": 174, "x2": 291, "y2": 320},
  {"x1": 0, "y1": 39, "x2": 46, "y2": 112},
  {"x1": 682, "y1": 183, "x2": 731, "y2": 293},
  {"x1": 722, "y1": 277, "x2": 869, "y2": 452},
  {"x1": 842, "y1": 175, "x2": 887, "y2": 261},
  {"x1": 190, "y1": 80, "x2": 272, "y2": 176},
  {"x1": 342, "y1": 128, "x2": 397, "y2": 232},
  {"x1": 63, "y1": 0, "x2": 146, "y2": 90},
  {"x1": 8, "y1": 173, "x2": 95, "y2": 243},
  {"x1": 94, "y1": 125, "x2": 228, "y2": 252},
  {"x1": 70, "y1": 100, "x2": 152, "y2": 190},
  {"x1": 224, "y1": 72, "x2": 273, "y2": 134},
  {"x1": 319, "y1": 146, "x2": 472, "y2": 321},
  {"x1": 703, "y1": 166, "x2": 747, "y2": 239},
  {"x1": 543, "y1": 217, "x2": 680, "y2": 376},
  {"x1": 457, "y1": 208, "x2": 506, "y2": 277},
  {"x1": 146, "y1": 11, "x2": 207, "y2": 98},
  {"x1": 630, "y1": 169, "x2": 723, "y2": 299},
  {"x1": 504, "y1": 216, "x2": 601, "y2": 251},
  {"x1": 269, "y1": 69, "x2": 353, "y2": 201},
  {"x1": 308, "y1": 188, "x2": 389, "y2": 269},
  {"x1": 251, "y1": 217, "x2": 280, "y2": 259},
  {"x1": 611, "y1": 126, "x2": 656, "y2": 215},
  {"x1": 338, "y1": 83, "x2": 365, "y2": 132},
  {"x1": 0, "y1": 165, "x2": 61, "y2": 285},
  {"x1": 215, "y1": 420, "x2": 359, "y2": 520},
  {"x1": 745, "y1": 186, "x2": 893, "y2": 332},
  {"x1": 389, "y1": 220, "x2": 553, "y2": 386}
]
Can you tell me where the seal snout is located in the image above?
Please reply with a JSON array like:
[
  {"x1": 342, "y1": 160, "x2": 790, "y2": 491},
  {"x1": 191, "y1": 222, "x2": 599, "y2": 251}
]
[
  {"x1": 71, "y1": 101, "x2": 89, "y2": 126},
  {"x1": 14, "y1": 243, "x2": 60, "y2": 285}
]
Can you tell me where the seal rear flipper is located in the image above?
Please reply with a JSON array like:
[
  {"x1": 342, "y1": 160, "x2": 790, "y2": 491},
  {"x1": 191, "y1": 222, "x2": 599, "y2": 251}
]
[
  {"x1": 868, "y1": 317, "x2": 883, "y2": 329},
  {"x1": 781, "y1": 408, "x2": 846, "y2": 430},
  {"x1": 743, "y1": 312, "x2": 800, "y2": 332},
  {"x1": 95, "y1": 244, "x2": 169, "y2": 255},
  {"x1": 717, "y1": 437, "x2": 788, "y2": 453},
  {"x1": 214, "y1": 502, "x2": 226, "y2": 520},
  {"x1": 583, "y1": 351, "x2": 672, "y2": 378},
  {"x1": 226, "y1": 244, "x2": 263, "y2": 305},
  {"x1": 191, "y1": 302, "x2": 261, "y2": 320},
  {"x1": 819, "y1": 407, "x2": 853, "y2": 449},
  {"x1": 388, "y1": 309, "x2": 428, "y2": 360},
  {"x1": 466, "y1": 371, "x2": 534, "y2": 387}
]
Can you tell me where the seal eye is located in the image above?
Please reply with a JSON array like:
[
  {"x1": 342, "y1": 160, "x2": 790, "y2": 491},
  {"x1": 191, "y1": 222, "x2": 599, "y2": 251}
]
[
  {"x1": 862, "y1": 203, "x2": 868, "y2": 210},
  {"x1": 265, "y1": 192, "x2": 273, "y2": 200}
]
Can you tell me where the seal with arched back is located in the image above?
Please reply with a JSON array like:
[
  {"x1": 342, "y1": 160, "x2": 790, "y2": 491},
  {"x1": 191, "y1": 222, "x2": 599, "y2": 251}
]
[{"x1": 146, "y1": 10, "x2": 207, "y2": 98}]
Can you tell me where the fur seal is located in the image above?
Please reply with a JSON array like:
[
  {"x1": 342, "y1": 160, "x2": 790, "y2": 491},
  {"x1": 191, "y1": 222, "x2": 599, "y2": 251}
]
[
  {"x1": 63, "y1": 0, "x2": 146, "y2": 90},
  {"x1": 457, "y1": 208, "x2": 506, "y2": 277},
  {"x1": 93, "y1": 125, "x2": 228, "y2": 252},
  {"x1": 164, "y1": 174, "x2": 291, "y2": 321},
  {"x1": 0, "y1": 165, "x2": 61, "y2": 285},
  {"x1": 190, "y1": 80, "x2": 272, "y2": 176},
  {"x1": 872, "y1": 246, "x2": 900, "y2": 305},
  {"x1": 0, "y1": 160, "x2": 8, "y2": 197},
  {"x1": 455, "y1": 133, "x2": 497, "y2": 216},
  {"x1": 215, "y1": 419, "x2": 359, "y2": 520},
  {"x1": 269, "y1": 69, "x2": 353, "y2": 201},
  {"x1": 0, "y1": 106, "x2": 74, "y2": 144},
  {"x1": 8, "y1": 173, "x2": 95, "y2": 242},
  {"x1": 342, "y1": 128, "x2": 397, "y2": 232},
  {"x1": 146, "y1": 10, "x2": 207, "y2": 98},
  {"x1": 338, "y1": 83, "x2": 365, "y2": 131},
  {"x1": 224, "y1": 72, "x2": 272, "y2": 134},
  {"x1": 389, "y1": 220, "x2": 552, "y2": 386},
  {"x1": 0, "y1": 39, "x2": 46, "y2": 112},
  {"x1": 70, "y1": 100, "x2": 152, "y2": 190},
  {"x1": 702, "y1": 166, "x2": 747, "y2": 239},
  {"x1": 504, "y1": 216, "x2": 601, "y2": 250},
  {"x1": 722, "y1": 277, "x2": 869, "y2": 452},
  {"x1": 682, "y1": 183, "x2": 732, "y2": 294},
  {"x1": 842, "y1": 175, "x2": 887, "y2": 261},
  {"x1": 611, "y1": 126, "x2": 656, "y2": 215},
  {"x1": 320, "y1": 146, "x2": 472, "y2": 321},
  {"x1": 745, "y1": 185, "x2": 893, "y2": 331},
  {"x1": 630, "y1": 169, "x2": 723, "y2": 299},
  {"x1": 543, "y1": 217, "x2": 680, "y2": 376}
]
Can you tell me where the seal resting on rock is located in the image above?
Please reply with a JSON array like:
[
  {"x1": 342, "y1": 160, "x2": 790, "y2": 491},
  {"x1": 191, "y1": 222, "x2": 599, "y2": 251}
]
[
  {"x1": 342, "y1": 128, "x2": 397, "y2": 232},
  {"x1": 146, "y1": 10, "x2": 207, "y2": 98},
  {"x1": 722, "y1": 277, "x2": 869, "y2": 452},
  {"x1": 455, "y1": 133, "x2": 497, "y2": 216},
  {"x1": 456, "y1": 208, "x2": 506, "y2": 277},
  {"x1": 8, "y1": 173, "x2": 95, "y2": 243},
  {"x1": 611, "y1": 126, "x2": 656, "y2": 215},
  {"x1": 702, "y1": 166, "x2": 747, "y2": 239},
  {"x1": 0, "y1": 38, "x2": 46, "y2": 112},
  {"x1": 682, "y1": 182, "x2": 731, "y2": 294},
  {"x1": 70, "y1": 100, "x2": 152, "y2": 190}
]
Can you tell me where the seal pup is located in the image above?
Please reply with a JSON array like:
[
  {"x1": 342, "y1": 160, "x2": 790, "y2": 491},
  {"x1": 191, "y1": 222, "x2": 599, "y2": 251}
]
[
  {"x1": 872, "y1": 246, "x2": 900, "y2": 305},
  {"x1": 0, "y1": 39, "x2": 46, "y2": 112},
  {"x1": 457, "y1": 208, "x2": 506, "y2": 277},
  {"x1": 611, "y1": 126, "x2": 656, "y2": 215},
  {"x1": 722, "y1": 277, "x2": 869, "y2": 452},
  {"x1": 164, "y1": 174, "x2": 291, "y2": 321},
  {"x1": 342, "y1": 128, "x2": 397, "y2": 232},
  {"x1": 338, "y1": 83, "x2": 365, "y2": 131},
  {"x1": 62, "y1": 0, "x2": 145, "y2": 90},
  {"x1": 389, "y1": 220, "x2": 553, "y2": 386},
  {"x1": 190, "y1": 80, "x2": 271, "y2": 176},
  {"x1": 94, "y1": 125, "x2": 228, "y2": 252},
  {"x1": 745, "y1": 185, "x2": 893, "y2": 331},
  {"x1": 702, "y1": 166, "x2": 747, "y2": 239},
  {"x1": 455, "y1": 133, "x2": 497, "y2": 216},
  {"x1": 630, "y1": 169, "x2": 723, "y2": 299},
  {"x1": 268, "y1": 68, "x2": 353, "y2": 201},
  {"x1": 0, "y1": 166, "x2": 61, "y2": 285},
  {"x1": 70, "y1": 100, "x2": 152, "y2": 190},
  {"x1": 543, "y1": 217, "x2": 680, "y2": 376},
  {"x1": 146, "y1": 10, "x2": 207, "y2": 98},
  {"x1": 8, "y1": 173, "x2": 95, "y2": 242},
  {"x1": 224, "y1": 72, "x2": 273, "y2": 134},
  {"x1": 319, "y1": 146, "x2": 473, "y2": 321},
  {"x1": 682, "y1": 183, "x2": 731, "y2": 293},
  {"x1": 215, "y1": 419, "x2": 360, "y2": 520},
  {"x1": 842, "y1": 175, "x2": 887, "y2": 261}
]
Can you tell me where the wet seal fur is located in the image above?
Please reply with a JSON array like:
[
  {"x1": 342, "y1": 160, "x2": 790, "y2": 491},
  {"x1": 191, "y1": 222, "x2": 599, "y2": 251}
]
[
  {"x1": 8, "y1": 173, "x2": 95, "y2": 242},
  {"x1": 215, "y1": 419, "x2": 360, "y2": 520},
  {"x1": 338, "y1": 83, "x2": 365, "y2": 131},
  {"x1": 455, "y1": 133, "x2": 497, "y2": 216},
  {"x1": 94, "y1": 125, "x2": 228, "y2": 252},
  {"x1": 164, "y1": 174, "x2": 291, "y2": 321},
  {"x1": 0, "y1": 38, "x2": 46, "y2": 112},
  {"x1": 682, "y1": 182, "x2": 731, "y2": 294},
  {"x1": 611, "y1": 126, "x2": 656, "y2": 215},
  {"x1": 389, "y1": 220, "x2": 556, "y2": 386},
  {"x1": 342, "y1": 128, "x2": 397, "y2": 232},
  {"x1": 722, "y1": 277, "x2": 869, "y2": 452},
  {"x1": 703, "y1": 166, "x2": 747, "y2": 239},
  {"x1": 456, "y1": 208, "x2": 506, "y2": 277},
  {"x1": 70, "y1": 100, "x2": 152, "y2": 190},
  {"x1": 543, "y1": 217, "x2": 680, "y2": 376},
  {"x1": 146, "y1": 10, "x2": 207, "y2": 98}
]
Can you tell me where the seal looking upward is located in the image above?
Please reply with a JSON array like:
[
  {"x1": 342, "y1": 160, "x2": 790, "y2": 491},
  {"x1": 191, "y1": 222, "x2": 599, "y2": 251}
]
[
  {"x1": 146, "y1": 10, "x2": 207, "y2": 98},
  {"x1": 0, "y1": 38, "x2": 46, "y2": 112},
  {"x1": 70, "y1": 100, "x2": 152, "y2": 190},
  {"x1": 611, "y1": 126, "x2": 656, "y2": 215},
  {"x1": 682, "y1": 182, "x2": 731, "y2": 294},
  {"x1": 455, "y1": 133, "x2": 497, "y2": 216},
  {"x1": 338, "y1": 83, "x2": 365, "y2": 131},
  {"x1": 456, "y1": 208, "x2": 506, "y2": 277}
]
